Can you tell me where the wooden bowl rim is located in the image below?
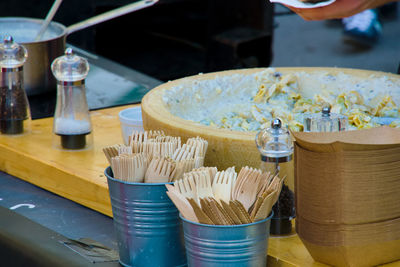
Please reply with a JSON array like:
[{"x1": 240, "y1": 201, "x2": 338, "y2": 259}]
[{"x1": 142, "y1": 67, "x2": 400, "y2": 141}]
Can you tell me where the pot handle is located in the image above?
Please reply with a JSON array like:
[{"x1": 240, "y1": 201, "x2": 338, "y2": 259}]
[{"x1": 66, "y1": 0, "x2": 158, "y2": 35}]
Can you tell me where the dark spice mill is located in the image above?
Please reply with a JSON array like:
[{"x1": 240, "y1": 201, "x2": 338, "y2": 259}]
[
  {"x1": 0, "y1": 36, "x2": 31, "y2": 135},
  {"x1": 256, "y1": 118, "x2": 295, "y2": 235},
  {"x1": 52, "y1": 48, "x2": 92, "y2": 150}
]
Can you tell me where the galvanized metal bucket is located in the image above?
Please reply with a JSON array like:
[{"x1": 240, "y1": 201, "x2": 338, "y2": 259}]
[
  {"x1": 105, "y1": 167, "x2": 187, "y2": 267},
  {"x1": 181, "y1": 212, "x2": 273, "y2": 267}
]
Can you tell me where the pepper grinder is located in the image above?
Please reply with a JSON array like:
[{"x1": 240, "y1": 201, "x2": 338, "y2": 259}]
[
  {"x1": 0, "y1": 36, "x2": 31, "y2": 135},
  {"x1": 255, "y1": 118, "x2": 295, "y2": 235},
  {"x1": 304, "y1": 103, "x2": 347, "y2": 132},
  {"x1": 52, "y1": 48, "x2": 92, "y2": 150}
]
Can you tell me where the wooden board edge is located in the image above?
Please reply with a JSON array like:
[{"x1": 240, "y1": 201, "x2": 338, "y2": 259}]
[{"x1": 0, "y1": 144, "x2": 113, "y2": 217}]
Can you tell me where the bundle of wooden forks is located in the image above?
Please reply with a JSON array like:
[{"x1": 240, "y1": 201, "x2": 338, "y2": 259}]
[
  {"x1": 166, "y1": 166, "x2": 284, "y2": 225},
  {"x1": 103, "y1": 130, "x2": 208, "y2": 183}
]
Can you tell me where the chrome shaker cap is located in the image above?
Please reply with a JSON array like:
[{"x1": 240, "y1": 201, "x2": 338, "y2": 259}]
[{"x1": 0, "y1": 36, "x2": 28, "y2": 69}]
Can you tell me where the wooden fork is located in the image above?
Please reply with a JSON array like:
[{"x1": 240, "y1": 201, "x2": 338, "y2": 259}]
[
  {"x1": 191, "y1": 167, "x2": 217, "y2": 183},
  {"x1": 165, "y1": 184, "x2": 198, "y2": 223},
  {"x1": 232, "y1": 166, "x2": 251, "y2": 200},
  {"x1": 194, "y1": 156, "x2": 204, "y2": 169},
  {"x1": 233, "y1": 168, "x2": 263, "y2": 211},
  {"x1": 172, "y1": 144, "x2": 194, "y2": 161},
  {"x1": 174, "y1": 174, "x2": 197, "y2": 202},
  {"x1": 212, "y1": 171, "x2": 233, "y2": 204},
  {"x1": 170, "y1": 159, "x2": 195, "y2": 182},
  {"x1": 118, "y1": 144, "x2": 132, "y2": 155},
  {"x1": 102, "y1": 144, "x2": 120, "y2": 165},
  {"x1": 186, "y1": 137, "x2": 208, "y2": 157},
  {"x1": 145, "y1": 157, "x2": 175, "y2": 183},
  {"x1": 196, "y1": 171, "x2": 214, "y2": 202},
  {"x1": 110, "y1": 153, "x2": 147, "y2": 183},
  {"x1": 129, "y1": 130, "x2": 164, "y2": 145},
  {"x1": 132, "y1": 153, "x2": 147, "y2": 182}
]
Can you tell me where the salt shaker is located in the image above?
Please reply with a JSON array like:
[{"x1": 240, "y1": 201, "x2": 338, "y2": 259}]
[
  {"x1": 303, "y1": 103, "x2": 347, "y2": 132},
  {"x1": 52, "y1": 48, "x2": 92, "y2": 150},
  {"x1": 0, "y1": 36, "x2": 31, "y2": 135},
  {"x1": 255, "y1": 118, "x2": 295, "y2": 235}
]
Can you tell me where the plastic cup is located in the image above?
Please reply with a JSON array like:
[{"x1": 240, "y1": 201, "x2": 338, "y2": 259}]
[
  {"x1": 105, "y1": 167, "x2": 187, "y2": 267},
  {"x1": 181, "y1": 212, "x2": 273, "y2": 267},
  {"x1": 118, "y1": 106, "x2": 144, "y2": 145}
]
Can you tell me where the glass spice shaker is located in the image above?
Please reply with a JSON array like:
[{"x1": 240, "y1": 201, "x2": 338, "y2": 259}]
[
  {"x1": 51, "y1": 48, "x2": 92, "y2": 150},
  {"x1": 255, "y1": 118, "x2": 295, "y2": 235},
  {"x1": 0, "y1": 36, "x2": 31, "y2": 135},
  {"x1": 303, "y1": 103, "x2": 348, "y2": 132}
]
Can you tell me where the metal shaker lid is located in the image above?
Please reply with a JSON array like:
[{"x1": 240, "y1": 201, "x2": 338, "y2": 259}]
[
  {"x1": 51, "y1": 48, "x2": 89, "y2": 82},
  {"x1": 304, "y1": 103, "x2": 348, "y2": 132},
  {"x1": 0, "y1": 36, "x2": 28, "y2": 69}
]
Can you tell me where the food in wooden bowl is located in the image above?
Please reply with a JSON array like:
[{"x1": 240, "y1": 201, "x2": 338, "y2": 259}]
[{"x1": 141, "y1": 67, "x2": 400, "y2": 189}]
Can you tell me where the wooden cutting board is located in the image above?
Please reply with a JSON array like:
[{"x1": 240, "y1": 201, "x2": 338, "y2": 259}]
[{"x1": 0, "y1": 105, "x2": 131, "y2": 216}]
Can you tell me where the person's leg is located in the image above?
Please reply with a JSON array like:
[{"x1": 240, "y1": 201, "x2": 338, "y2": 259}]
[{"x1": 341, "y1": 9, "x2": 382, "y2": 47}]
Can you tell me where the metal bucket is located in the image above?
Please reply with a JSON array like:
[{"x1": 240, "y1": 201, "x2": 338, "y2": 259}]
[
  {"x1": 105, "y1": 167, "x2": 187, "y2": 267},
  {"x1": 181, "y1": 212, "x2": 273, "y2": 267}
]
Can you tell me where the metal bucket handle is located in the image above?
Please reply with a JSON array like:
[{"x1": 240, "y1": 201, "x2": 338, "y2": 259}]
[{"x1": 65, "y1": 0, "x2": 158, "y2": 35}]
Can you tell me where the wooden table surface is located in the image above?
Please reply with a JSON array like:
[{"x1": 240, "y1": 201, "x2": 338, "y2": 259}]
[
  {"x1": 268, "y1": 231, "x2": 400, "y2": 267},
  {"x1": 1, "y1": 104, "x2": 399, "y2": 267},
  {"x1": 0, "y1": 105, "x2": 128, "y2": 217}
]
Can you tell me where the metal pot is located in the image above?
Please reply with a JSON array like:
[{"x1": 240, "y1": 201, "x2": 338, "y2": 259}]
[{"x1": 0, "y1": 0, "x2": 157, "y2": 96}]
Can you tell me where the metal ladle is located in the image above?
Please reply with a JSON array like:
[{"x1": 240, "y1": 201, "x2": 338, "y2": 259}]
[{"x1": 35, "y1": 0, "x2": 64, "y2": 41}]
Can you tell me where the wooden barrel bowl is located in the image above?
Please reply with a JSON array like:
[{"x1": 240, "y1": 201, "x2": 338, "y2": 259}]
[{"x1": 141, "y1": 67, "x2": 400, "y2": 192}]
